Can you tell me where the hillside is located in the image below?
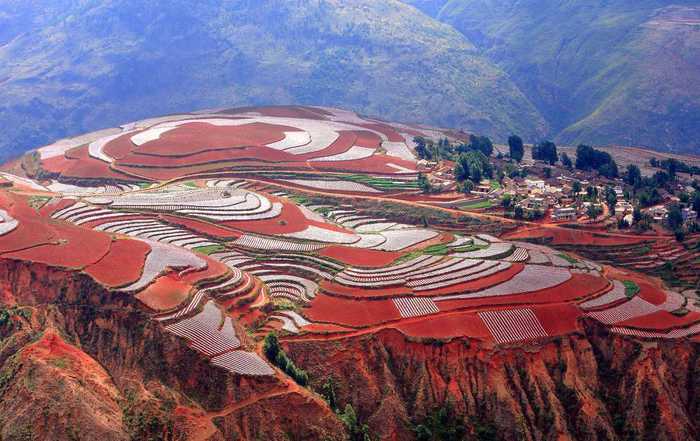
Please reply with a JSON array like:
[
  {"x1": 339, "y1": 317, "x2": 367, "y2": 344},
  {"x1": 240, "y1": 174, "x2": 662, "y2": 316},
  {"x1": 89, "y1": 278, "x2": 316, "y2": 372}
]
[
  {"x1": 432, "y1": 0, "x2": 700, "y2": 153},
  {"x1": 2, "y1": 107, "x2": 700, "y2": 439},
  {"x1": 0, "y1": 0, "x2": 546, "y2": 162}
]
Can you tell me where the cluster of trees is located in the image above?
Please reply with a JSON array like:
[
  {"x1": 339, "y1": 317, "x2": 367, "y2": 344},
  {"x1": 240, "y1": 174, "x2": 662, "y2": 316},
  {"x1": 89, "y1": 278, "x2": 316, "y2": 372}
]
[
  {"x1": 457, "y1": 135, "x2": 494, "y2": 157},
  {"x1": 532, "y1": 141, "x2": 558, "y2": 165},
  {"x1": 454, "y1": 150, "x2": 493, "y2": 191},
  {"x1": 575, "y1": 145, "x2": 618, "y2": 178},
  {"x1": 320, "y1": 377, "x2": 373, "y2": 441},
  {"x1": 263, "y1": 333, "x2": 308, "y2": 386},
  {"x1": 415, "y1": 134, "x2": 494, "y2": 162},
  {"x1": 507, "y1": 135, "x2": 524, "y2": 162},
  {"x1": 650, "y1": 157, "x2": 700, "y2": 177}
]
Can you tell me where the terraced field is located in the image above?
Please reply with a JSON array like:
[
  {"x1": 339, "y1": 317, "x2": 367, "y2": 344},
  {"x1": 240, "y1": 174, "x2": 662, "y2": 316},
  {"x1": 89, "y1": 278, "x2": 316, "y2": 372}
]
[{"x1": 2, "y1": 107, "x2": 697, "y2": 436}]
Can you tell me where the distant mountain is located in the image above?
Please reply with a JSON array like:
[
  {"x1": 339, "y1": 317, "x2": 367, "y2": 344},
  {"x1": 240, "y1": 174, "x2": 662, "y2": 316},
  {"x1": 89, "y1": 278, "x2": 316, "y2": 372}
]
[
  {"x1": 0, "y1": 0, "x2": 546, "y2": 162},
  {"x1": 410, "y1": 0, "x2": 700, "y2": 153}
]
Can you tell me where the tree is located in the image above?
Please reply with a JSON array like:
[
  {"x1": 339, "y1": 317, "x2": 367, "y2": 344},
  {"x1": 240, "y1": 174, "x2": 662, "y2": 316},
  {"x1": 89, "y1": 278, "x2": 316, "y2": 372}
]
[
  {"x1": 454, "y1": 150, "x2": 492, "y2": 184},
  {"x1": 543, "y1": 167, "x2": 552, "y2": 179},
  {"x1": 417, "y1": 173, "x2": 431, "y2": 193},
  {"x1": 604, "y1": 186, "x2": 617, "y2": 211},
  {"x1": 587, "y1": 204, "x2": 601, "y2": 219},
  {"x1": 532, "y1": 141, "x2": 558, "y2": 165},
  {"x1": 572, "y1": 180, "x2": 582, "y2": 196},
  {"x1": 625, "y1": 164, "x2": 642, "y2": 187},
  {"x1": 560, "y1": 152, "x2": 573, "y2": 169},
  {"x1": 466, "y1": 134, "x2": 494, "y2": 156},
  {"x1": 339, "y1": 404, "x2": 373, "y2": 441},
  {"x1": 508, "y1": 135, "x2": 524, "y2": 162},
  {"x1": 633, "y1": 206, "x2": 642, "y2": 224},
  {"x1": 575, "y1": 144, "x2": 618, "y2": 178},
  {"x1": 514, "y1": 206, "x2": 524, "y2": 219},
  {"x1": 501, "y1": 194, "x2": 512, "y2": 209},
  {"x1": 692, "y1": 192, "x2": 700, "y2": 213},
  {"x1": 263, "y1": 333, "x2": 280, "y2": 361},
  {"x1": 320, "y1": 377, "x2": 338, "y2": 411},
  {"x1": 668, "y1": 204, "x2": 684, "y2": 231}
]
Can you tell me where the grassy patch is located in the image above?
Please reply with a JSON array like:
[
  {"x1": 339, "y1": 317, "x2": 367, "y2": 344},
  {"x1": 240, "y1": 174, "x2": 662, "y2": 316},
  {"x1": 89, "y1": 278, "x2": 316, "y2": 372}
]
[
  {"x1": 27, "y1": 196, "x2": 50, "y2": 210},
  {"x1": 192, "y1": 244, "x2": 226, "y2": 255},
  {"x1": 557, "y1": 253, "x2": 578, "y2": 264},
  {"x1": 452, "y1": 243, "x2": 488, "y2": 253},
  {"x1": 183, "y1": 181, "x2": 198, "y2": 188},
  {"x1": 49, "y1": 357, "x2": 70, "y2": 370},
  {"x1": 344, "y1": 174, "x2": 419, "y2": 191},
  {"x1": 458, "y1": 200, "x2": 493, "y2": 210},
  {"x1": 423, "y1": 244, "x2": 449, "y2": 255},
  {"x1": 622, "y1": 280, "x2": 640, "y2": 298}
]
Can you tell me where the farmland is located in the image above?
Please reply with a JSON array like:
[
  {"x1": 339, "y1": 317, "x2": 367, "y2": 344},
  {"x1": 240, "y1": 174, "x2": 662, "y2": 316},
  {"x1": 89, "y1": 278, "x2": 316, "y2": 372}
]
[{"x1": 1, "y1": 106, "x2": 698, "y2": 440}]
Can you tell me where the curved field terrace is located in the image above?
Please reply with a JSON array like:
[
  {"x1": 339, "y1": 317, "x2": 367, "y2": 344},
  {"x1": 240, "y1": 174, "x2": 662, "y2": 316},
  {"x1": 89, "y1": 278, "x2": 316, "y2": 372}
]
[{"x1": 2, "y1": 106, "x2": 698, "y2": 437}]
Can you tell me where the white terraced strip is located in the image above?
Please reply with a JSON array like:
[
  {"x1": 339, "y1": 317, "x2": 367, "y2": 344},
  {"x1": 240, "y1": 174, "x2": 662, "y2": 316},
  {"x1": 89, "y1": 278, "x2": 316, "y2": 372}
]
[
  {"x1": 355, "y1": 222, "x2": 397, "y2": 233},
  {"x1": 435, "y1": 264, "x2": 567, "y2": 300},
  {"x1": 282, "y1": 225, "x2": 359, "y2": 244},
  {"x1": 268, "y1": 131, "x2": 312, "y2": 150},
  {"x1": 343, "y1": 254, "x2": 442, "y2": 277},
  {"x1": 407, "y1": 260, "x2": 491, "y2": 288},
  {"x1": 52, "y1": 202, "x2": 88, "y2": 219},
  {"x1": 348, "y1": 234, "x2": 386, "y2": 248},
  {"x1": 477, "y1": 234, "x2": 502, "y2": 243},
  {"x1": 453, "y1": 242, "x2": 514, "y2": 259},
  {"x1": 232, "y1": 234, "x2": 324, "y2": 252},
  {"x1": 658, "y1": 291, "x2": 685, "y2": 312},
  {"x1": 282, "y1": 179, "x2": 381, "y2": 193},
  {"x1": 184, "y1": 202, "x2": 282, "y2": 222},
  {"x1": 479, "y1": 309, "x2": 548, "y2": 344},
  {"x1": 382, "y1": 141, "x2": 415, "y2": 161},
  {"x1": 210, "y1": 351, "x2": 275, "y2": 376},
  {"x1": 259, "y1": 274, "x2": 318, "y2": 301},
  {"x1": 548, "y1": 254, "x2": 573, "y2": 267},
  {"x1": 271, "y1": 315, "x2": 300, "y2": 333},
  {"x1": 393, "y1": 297, "x2": 439, "y2": 318},
  {"x1": 280, "y1": 311, "x2": 311, "y2": 328},
  {"x1": 264, "y1": 263, "x2": 333, "y2": 279},
  {"x1": 104, "y1": 188, "x2": 250, "y2": 208},
  {"x1": 298, "y1": 205, "x2": 326, "y2": 222},
  {"x1": 527, "y1": 250, "x2": 550, "y2": 264},
  {"x1": 343, "y1": 218, "x2": 385, "y2": 229},
  {"x1": 413, "y1": 261, "x2": 506, "y2": 292},
  {"x1": 0, "y1": 210, "x2": 19, "y2": 236},
  {"x1": 504, "y1": 248, "x2": 529, "y2": 262},
  {"x1": 586, "y1": 297, "x2": 659, "y2": 325},
  {"x1": 122, "y1": 240, "x2": 206, "y2": 291},
  {"x1": 371, "y1": 229, "x2": 439, "y2": 251},
  {"x1": 406, "y1": 258, "x2": 481, "y2": 281},
  {"x1": 156, "y1": 290, "x2": 206, "y2": 322},
  {"x1": 165, "y1": 301, "x2": 240, "y2": 356},
  {"x1": 447, "y1": 235, "x2": 472, "y2": 248},
  {"x1": 273, "y1": 254, "x2": 345, "y2": 271},
  {"x1": 386, "y1": 163, "x2": 416, "y2": 174},
  {"x1": 580, "y1": 281, "x2": 627, "y2": 310},
  {"x1": 310, "y1": 146, "x2": 375, "y2": 162},
  {"x1": 88, "y1": 131, "x2": 135, "y2": 163},
  {"x1": 0, "y1": 172, "x2": 48, "y2": 191},
  {"x1": 610, "y1": 323, "x2": 700, "y2": 339},
  {"x1": 345, "y1": 255, "x2": 437, "y2": 276}
]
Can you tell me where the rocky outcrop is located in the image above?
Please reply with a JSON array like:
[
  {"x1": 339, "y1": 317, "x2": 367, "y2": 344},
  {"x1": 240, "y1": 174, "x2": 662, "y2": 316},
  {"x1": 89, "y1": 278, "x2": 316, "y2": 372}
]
[{"x1": 285, "y1": 324, "x2": 700, "y2": 441}]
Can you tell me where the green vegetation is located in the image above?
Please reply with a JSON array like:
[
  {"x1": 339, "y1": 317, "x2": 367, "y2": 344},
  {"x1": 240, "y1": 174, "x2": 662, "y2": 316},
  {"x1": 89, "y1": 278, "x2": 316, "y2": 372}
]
[
  {"x1": 263, "y1": 333, "x2": 308, "y2": 386},
  {"x1": 27, "y1": 196, "x2": 50, "y2": 211},
  {"x1": 191, "y1": 244, "x2": 227, "y2": 255},
  {"x1": 423, "y1": 244, "x2": 450, "y2": 255},
  {"x1": 458, "y1": 200, "x2": 493, "y2": 210},
  {"x1": 575, "y1": 145, "x2": 618, "y2": 178},
  {"x1": 339, "y1": 404, "x2": 373, "y2": 441},
  {"x1": 532, "y1": 141, "x2": 558, "y2": 165},
  {"x1": 344, "y1": 174, "x2": 418, "y2": 191},
  {"x1": 411, "y1": 401, "x2": 471, "y2": 441},
  {"x1": 508, "y1": 134, "x2": 524, "y2": 162},
  {"x1": 455, "y1": 150, "x2": 493, "y2": 189},
  {"x1": 438, "y1": 0, "x2": 700, "y2": 153},
  {"x1": 557, "y1": 253, "x2": 578, "y2": 265},
  {"x1": 622, "y1": 280, "x2": 640, "y2": 298}
]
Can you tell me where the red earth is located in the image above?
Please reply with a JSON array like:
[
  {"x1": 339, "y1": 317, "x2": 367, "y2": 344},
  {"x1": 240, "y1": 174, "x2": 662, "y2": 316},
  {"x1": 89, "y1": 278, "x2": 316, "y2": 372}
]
[{"x1": 84, "y1": 239, "x2": 151, "y2": 288}]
